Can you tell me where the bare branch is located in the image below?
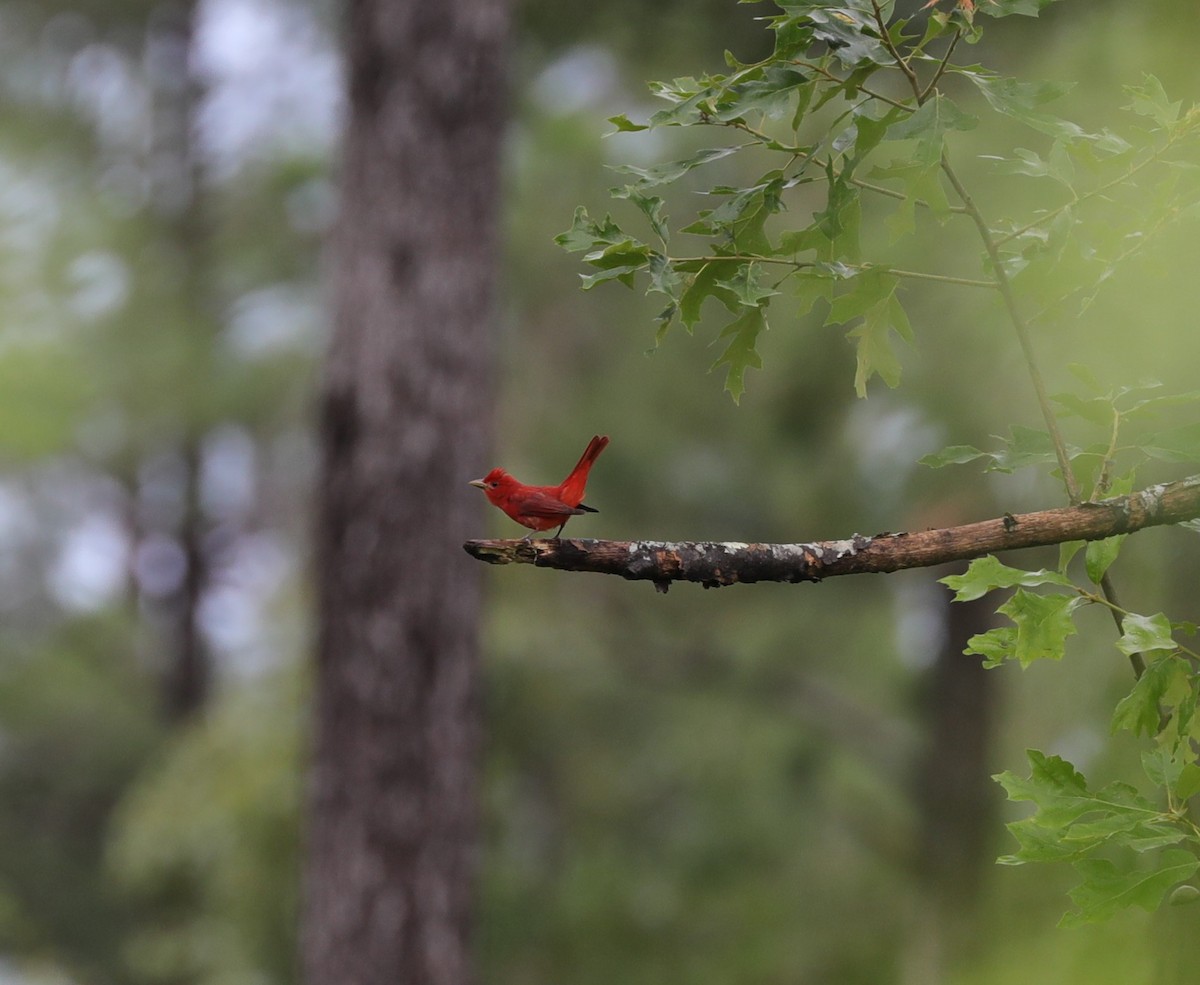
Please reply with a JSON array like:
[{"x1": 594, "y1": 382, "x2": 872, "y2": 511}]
[{"x1": 464, "y1": 475, "x2": 1200, "y2": 591}]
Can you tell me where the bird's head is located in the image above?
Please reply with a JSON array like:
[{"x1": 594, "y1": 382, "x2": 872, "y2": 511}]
[{"x1": 469, "y1": 467, "x2": 515, "y2": 501}]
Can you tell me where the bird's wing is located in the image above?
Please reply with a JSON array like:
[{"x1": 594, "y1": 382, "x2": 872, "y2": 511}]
[{"x1": 510, "y1": 489, "x2": 587, "y2": 519}]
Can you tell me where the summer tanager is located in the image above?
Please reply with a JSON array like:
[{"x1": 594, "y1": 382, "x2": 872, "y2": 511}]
[{"x1": 470, "y1": 435, "x2": 609, "y2": 538}]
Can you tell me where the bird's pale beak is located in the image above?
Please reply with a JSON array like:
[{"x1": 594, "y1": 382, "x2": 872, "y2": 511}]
[{"x1": 468, "y1": 479, "x2": 486, "y2": 489}]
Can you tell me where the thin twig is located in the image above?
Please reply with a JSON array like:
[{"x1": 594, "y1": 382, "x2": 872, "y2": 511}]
[
  {"x1": 885, "y1": 267, "x2": 995, "y2": 289},
  {"x1": 1096, "y1": 574, "x2": 1146, "y2": 678},
  {"x1": 672, "y1": 255, "x2": 994, "y2": 288},
  {"x1": 918, "y1": 28, "x2": 962, "y2": 105},
  {"x1": 870, "y1": 0, "x2": 922, "y2": 99},
  {"x1": 810, "y1": 156, "x2": 970, "y2": 213},
  {"x1": 939, "y1": 150, "x2": 1082, "y2": 504},
  {"x1": 795, "y1": 60, "x2": 915, "y2": 113}
]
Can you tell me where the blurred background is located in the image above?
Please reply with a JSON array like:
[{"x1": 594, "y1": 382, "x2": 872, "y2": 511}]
[{"x1": 0, "y1": 0, "x2": 1198, "y2": 982}]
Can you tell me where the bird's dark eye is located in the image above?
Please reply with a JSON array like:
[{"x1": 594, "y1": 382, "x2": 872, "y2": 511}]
[{"x1": 488, "y1": 481, "x2": 498, "y2": 488}]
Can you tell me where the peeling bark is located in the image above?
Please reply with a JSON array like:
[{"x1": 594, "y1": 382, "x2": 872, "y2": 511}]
[{"x1": 464, "y1": 474, "x2": 1200, "y2": 590}]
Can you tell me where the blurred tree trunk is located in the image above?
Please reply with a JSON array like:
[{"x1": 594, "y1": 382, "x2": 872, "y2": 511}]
[
  {"x1": 905, "y1": 587, "x2": 998, "y2": 984},
  {"x1": 146, "y1": 0, "x2": 213, "y2": 722},
  {"x1": 303, "y1": 2, "x2": 508, "y2": 984}
]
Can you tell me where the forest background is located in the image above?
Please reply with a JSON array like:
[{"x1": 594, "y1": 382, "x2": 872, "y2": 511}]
[{"x1": 0, "y1": 0, "x2": 1197, "y2": 983}]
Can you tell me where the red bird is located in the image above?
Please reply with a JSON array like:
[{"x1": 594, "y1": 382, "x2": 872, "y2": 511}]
[{"x1": 470, "y1": 435, "x2": 610, "y2": 539}]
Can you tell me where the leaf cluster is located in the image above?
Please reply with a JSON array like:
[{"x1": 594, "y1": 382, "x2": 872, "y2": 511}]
[{"x1": 557, "y1": 0, "x2": 1200, "y2": 402}]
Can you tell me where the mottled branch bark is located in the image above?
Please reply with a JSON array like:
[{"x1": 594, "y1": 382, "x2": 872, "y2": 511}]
[{"x1": 464, "y1": 475, "x2": 1200, "y2": 590}]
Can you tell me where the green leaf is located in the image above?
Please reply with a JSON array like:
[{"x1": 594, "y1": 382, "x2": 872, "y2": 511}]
[
  {"x1": 918, "y1": 444, "x2": 986, "y2": 468},
  {"x1": 715, "y1": 263, "x2": 780, "y2": 308},
  {"x1": 1175, "y1": 765, "x2": 1200, "y2": 802},
  {"x1": 980, "y1": 0, "x2": 1064, "y2": 16},
  {"x1": 646, "y1": 253, "x2": 682, "y2": 302},
  {"x1": 710, "y1": 65, "x2": 812, "y2": 123},
  {"x1": 884, "y1": 196, "x2": 916, "y2": 242},
  {"x1": 847, "y1": 301, "x2": 903, "y2": 396},
  {"x1": 1124, "y1": 74, "x2": 1181, "y2": 129},
  {"x1": 1060, "y1": 850, "x2": 1198, "y2": 927},
  {"x1": 1140, "y1": 747, "x2": 1191, "y2": 795},
  {"x1": 792, "y1": 270, "x2": 834, "y2": 319},
  {"x1": 889, "y1": 93, "x2": 977, "y2": 166},
  {"x1": 610, "y1": 186, "x2": 670, "y2": 244},
  {"x1": 825, "y1": 268, "x2": 896, "y2": 323},
  {"x1": 1084, "y1": 535, "x2": 1125, "y2": 584},
  {"x1": 610, "y1": 146, "x2": 742, "y2": 189},
  {"x1": 813, "y1": 163, "x2": 863, "y2": 252},
  {"x1": 711, "y1": 306, "x2": 766, "y2": 403},
  {"x1": 964, "y1": 627, "x2": 1017, "y2": 669},
  {"x1": 1112, "y1": 653, "x2": 1186, "y2": 737},
  {"x1": 987, "y1": 425, "x2": 1066, "y2": 473},
  {"x1": 1058, "y1": 539, "x2": 1085, "y2": 572},
  {"x1": 645, "y1": 76, "x2": 718, "y2": 127},
  {"x1": 1051, "y1": 391, "x2": 1116, "y2": 427},
  {"x1": 998, "y1": 589, "x2": 1080, "y2": 666},
  {"x1": 680, "y1": 260, "x2": 741, "y2": 330},
  {"x1": 683, "y1": 176, "x2": 780, "y2": 239},
  {"x1": 995, "y1": 749, "x2": 1090, "y2": 825},
  {"x1": 869, "y1": 160, "x2": 951, "y2": 214},
  {"x1": 1139, "y1": 422, "x2": 1200, "y2": 463},
  {"x1": 555, "y1": 206, "x2": 626, "y2": 253},
  {"x1": 1115, "y1": 612, "x2": 1178, "y2": 658},
  {"x1": 578, "y1": 238, "x2": 652, "y2": 289},
  {"x1": 607, "y1": 114, "x2": 648, "y2": 133},
  {"x1": 843, "y1": 107, "x2": 905, "y2": 175},
  {"x1": 940, "y1": 556, "x2": 1073, "y2": 602},
  {"x1": 962, "y1": 71, "x2": 1082, "y2": 139},
  {"x1": 1169, "y1": 884, "x2": 1200, "y2": 907},
  {"x1": 805, "y1": 7, "x2": 891, "y2": 68}
]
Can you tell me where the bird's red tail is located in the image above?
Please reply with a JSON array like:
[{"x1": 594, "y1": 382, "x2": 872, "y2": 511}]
[{"x1": 557, "y1": 434, "x2": 609, "y2": 507}]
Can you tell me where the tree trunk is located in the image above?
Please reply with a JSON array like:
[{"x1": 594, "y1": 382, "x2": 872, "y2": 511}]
[{"x1": 303, "y1": 2, "x2": 508, "y2": 984}]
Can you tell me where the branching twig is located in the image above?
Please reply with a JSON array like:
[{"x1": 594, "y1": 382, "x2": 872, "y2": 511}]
[
  {"x1": 995, "y1": 114, "x2": 1200, "y2": 247},
  {"x1": 465, "y1": 475, "x2": 1200, "y2": 592}
]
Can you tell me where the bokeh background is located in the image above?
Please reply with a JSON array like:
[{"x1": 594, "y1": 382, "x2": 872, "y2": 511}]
[{"x1": 0, "y1": 0, "x2": 1198, "y2": 982}]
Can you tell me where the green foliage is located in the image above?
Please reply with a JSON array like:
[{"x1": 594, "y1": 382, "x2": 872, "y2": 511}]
[
  {"x1": 565, "y1": 0, "x2": 1200, "y2": 930},
  {"x1": 995, "y1": 751, "x2": 1200, "y2": 926},
  {"x1": 107, "y1": 670, "x2": 303, "y2": 985},
  {"x1": 560, "y1": 0, "x2": 1200, "y2": 404},
  {"x1": 0, "y1": 615, "x2": 164, "y2": 981}
]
